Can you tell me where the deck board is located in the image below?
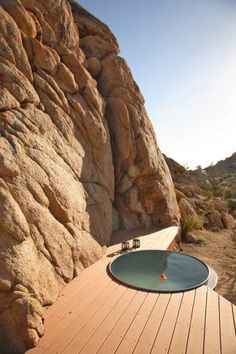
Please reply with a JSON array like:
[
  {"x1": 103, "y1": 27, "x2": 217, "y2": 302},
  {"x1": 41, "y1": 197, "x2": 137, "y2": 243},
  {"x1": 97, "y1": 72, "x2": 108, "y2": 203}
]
[
  {"x1": 115, "y1": 292, "x2": 158, "y2": 354},
  {"x1": 168, "y1": 290, "x2": 195, "y2": 354},
  {"x1": 219, "y1": 295, "x2": 236, "y2": 354},
  {"x1": 151, "y1": 292, "x2": 183, "y2": 353},
  {"x1": 96, "y1": 291, "x2": 148, "y2": 353},
  {"x1": 43, "y1": 281, "x2": 118, "y2": 353},
  {"x1": 31, "y1": 274, "x2": 112, "y2": 353},
  {"x1": 79, "y1": 289, "x2": 139, "y2": 354},
  {"x1": 44, "y1": 257, "x2": 109, "y2": 322},
  {"x1": 204, "y1": 288, "x2": 221, "y2": 354},
  {"x1": 185, "y1": 285, "x2": 207, "y2": 354},
  {"x1": 61, "y1": 286, "x2": 130, "y2": 353},
  {"x1": 61, "y1": 288, "x2": 136, "y2": 353},
  {"x1": 45, "y1": 270, "x2": 110, "y2": 331},
  {"x1": 133, "y1": 293, "x2": 171, "y2": 354},
  {"x1": 26, "y1": 226, "x2": 236, "y2": 354}
]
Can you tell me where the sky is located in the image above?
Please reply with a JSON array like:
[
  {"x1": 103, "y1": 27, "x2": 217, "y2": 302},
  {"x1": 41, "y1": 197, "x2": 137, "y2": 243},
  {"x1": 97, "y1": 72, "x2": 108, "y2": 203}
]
[{"x1": 77, "y1": 0, "x2": 236, "y2": 169}]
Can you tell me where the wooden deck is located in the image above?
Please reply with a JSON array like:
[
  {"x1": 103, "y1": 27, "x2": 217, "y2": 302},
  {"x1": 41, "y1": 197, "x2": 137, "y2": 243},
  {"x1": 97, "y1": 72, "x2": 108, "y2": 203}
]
[{"x1": 27, "y1": 227, "x2": 236, "y2": 354}]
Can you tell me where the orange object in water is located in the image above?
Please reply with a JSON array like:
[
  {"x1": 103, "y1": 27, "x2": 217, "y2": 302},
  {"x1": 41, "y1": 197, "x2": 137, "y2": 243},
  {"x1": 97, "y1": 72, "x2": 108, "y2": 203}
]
[{"x1": 160, "y1": 273, "x2": 167, "y2": 281}]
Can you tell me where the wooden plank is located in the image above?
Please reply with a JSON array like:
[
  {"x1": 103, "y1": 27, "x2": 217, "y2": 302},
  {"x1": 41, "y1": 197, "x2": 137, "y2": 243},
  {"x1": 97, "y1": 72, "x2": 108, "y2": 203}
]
[
  {"x1": 115, "y1": 293, "x2": 158, "y2": 354},
  {"x1": 30, "y1": 274, "x2": 111, "y2": 353},
  {"x1": 43, "y1": 281, "x2": 119, "y2": 353},
  {"x1": 151, "y1": 292, "x2": 183, "y2": 353},
  {"x1": 168, "y1": 290, "x2": 195, "y2": 354},
  {"x1": 96, "y1": 291, "x2": 148, "y2": 353},
  {"x1": 45, "y1": 269, "x2": 110, "y2": 331},
  {"x1": 204, "y1": 288, "x2": 221, "y2": 354},
  {"x1": 79, "y1": 289, "x2": 140, "y2": 354},
  {"x1": 186, "y1": 285, "x2": 207, "y2": 354},
  {"x1": 45, "y1": 257, "x2": 109, "y2": 320},
  {"x1": 61, "y1": 288, "x2": 136, "y2": 353},
  {"x1": 133, "y1": 293, "x2": 171, "y2": 354},
  {"x1": 219, "y1": 295, "x2": 236, "y2": 354}
]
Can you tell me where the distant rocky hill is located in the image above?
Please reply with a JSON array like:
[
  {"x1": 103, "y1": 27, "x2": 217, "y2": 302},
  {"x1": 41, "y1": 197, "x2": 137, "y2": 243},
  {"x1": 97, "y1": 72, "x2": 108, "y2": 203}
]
[
  {"x1": 164, "y1": 153, "x2": 236, "y2": 238},
  {"x1": 203, "y1": 153, "x2": 236, "y2": 198},
  {"x1": 165, "y1": 152, "x2": 236, "y2": 199},
  {"x1": 205, "y1": 152, "x2": 236, "y2": 176}
]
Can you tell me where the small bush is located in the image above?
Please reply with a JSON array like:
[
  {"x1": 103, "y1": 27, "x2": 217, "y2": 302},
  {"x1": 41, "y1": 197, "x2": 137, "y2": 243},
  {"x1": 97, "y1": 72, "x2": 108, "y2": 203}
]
[
  {"x1": 224, "y1": 189, "x2": 233, "y2": 199},
  {"x1": 197, "y1": 208, "x2": 205, "y2": 216},
  {"x1": 202, "y1": 189, "x2": 213, "y2": 199},
  {"x1": 228, "y1": 199, "x2": 236, "y2": 212},
  {"x1": 212, "y1": 185, "x2": 224, "y2": 197},
  {"x1": 181, "y1": 215, "x2": 204, "y2": 239}
]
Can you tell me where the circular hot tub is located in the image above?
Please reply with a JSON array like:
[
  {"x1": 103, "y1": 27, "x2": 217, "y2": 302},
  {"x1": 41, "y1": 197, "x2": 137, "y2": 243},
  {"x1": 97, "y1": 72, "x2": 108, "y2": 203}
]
[{"x1": 109, "y1": 250, "x2": 209, "y2": 293}]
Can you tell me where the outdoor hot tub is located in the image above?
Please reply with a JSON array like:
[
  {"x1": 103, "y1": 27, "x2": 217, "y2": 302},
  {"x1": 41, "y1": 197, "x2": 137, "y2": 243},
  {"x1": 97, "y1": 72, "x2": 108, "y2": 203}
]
[{"x1": 109, "y1": 250, "x2": 209, "y2": 293}]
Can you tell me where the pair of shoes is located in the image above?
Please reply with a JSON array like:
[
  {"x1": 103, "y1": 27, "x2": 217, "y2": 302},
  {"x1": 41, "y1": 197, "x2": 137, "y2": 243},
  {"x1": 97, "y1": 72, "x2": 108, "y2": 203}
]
[{"x1": 121, "y1": 239, "x2": 141, "y2": 251}]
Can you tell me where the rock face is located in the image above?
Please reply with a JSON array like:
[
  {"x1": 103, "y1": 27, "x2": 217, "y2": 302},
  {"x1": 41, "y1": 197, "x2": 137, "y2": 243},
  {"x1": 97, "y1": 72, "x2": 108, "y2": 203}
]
[{"x1": 0, "y1": 1, "x2": 179, "y2": 352}]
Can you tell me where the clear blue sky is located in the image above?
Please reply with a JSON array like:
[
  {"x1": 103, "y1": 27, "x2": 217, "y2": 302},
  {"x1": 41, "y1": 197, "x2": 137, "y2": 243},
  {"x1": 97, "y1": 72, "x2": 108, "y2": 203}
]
[{"x1": 77, "y1": 0, "x2": 236, "y2": 169}]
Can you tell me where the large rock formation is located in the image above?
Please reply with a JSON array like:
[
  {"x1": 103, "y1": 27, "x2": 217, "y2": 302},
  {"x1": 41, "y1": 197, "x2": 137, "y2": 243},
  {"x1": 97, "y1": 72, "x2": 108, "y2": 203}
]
[{"x1": 0, "y1": 1, "x2": 179, "y2": 352}]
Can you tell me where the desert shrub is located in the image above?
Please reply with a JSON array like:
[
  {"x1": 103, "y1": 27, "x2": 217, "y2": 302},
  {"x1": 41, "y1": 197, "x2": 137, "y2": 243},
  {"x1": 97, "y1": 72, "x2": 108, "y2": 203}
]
[
  {"x1": 224, "y1": 189, "x2": 233, "y2": 199},
  {"x1": 197, "y1": 208, "x2": 205, "y2": 216},
  {"x1": 181, "y1": 214, "x2": 204, "y2": 239},
  {"x1": 202, "y1": 189, "x2": 213, "y2": 199},
  {"x1": 228, "y1": 199, "x2": 236, "y2": 212},
  {"x1": 212, "y1": 185, "x2": 224, "y2": 197}
]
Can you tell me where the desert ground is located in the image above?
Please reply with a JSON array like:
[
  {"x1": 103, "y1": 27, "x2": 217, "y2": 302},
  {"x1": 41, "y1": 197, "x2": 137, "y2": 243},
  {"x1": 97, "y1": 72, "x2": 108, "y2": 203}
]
[{"x1": 181, "y1": 229, "x2": 236, "y2": 305}]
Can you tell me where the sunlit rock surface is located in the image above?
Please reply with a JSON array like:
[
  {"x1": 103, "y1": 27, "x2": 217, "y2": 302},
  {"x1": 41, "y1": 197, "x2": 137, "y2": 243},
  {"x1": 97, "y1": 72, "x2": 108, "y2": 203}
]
[{"x1": 0, "y1": 0, "x2": 179, "y2": 351}]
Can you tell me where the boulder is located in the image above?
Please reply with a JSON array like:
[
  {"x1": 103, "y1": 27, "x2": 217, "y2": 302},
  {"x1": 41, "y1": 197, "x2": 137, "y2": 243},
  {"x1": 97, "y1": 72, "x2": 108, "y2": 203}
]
[
  {"x1": 179, "y1": 198, "x2": 196, "y2": 222},
  {"x1": 175, "y1": 188, "x2": 186, "y2": 202},
  {"x1": 221, "y1": 212, "x2": 235, "y2": 229},
  {"x1": 184, "y1": 230, "x2": 205, "y2": 244},
  {"x1": 175, "y1": 184, "x2": 196, "y2": 198},
  {"x1": 86, "y1": 57, "x2": 102, "y2": 78},
  {"x1": 205, "y1": 210, "x2": 224, "y2": 230},
  {"x1": 0, "y1": 0, "x2": 180, "y2": 351},
  {"x1": 213, "y1": 199, "x2": 228, "y2": 213}
]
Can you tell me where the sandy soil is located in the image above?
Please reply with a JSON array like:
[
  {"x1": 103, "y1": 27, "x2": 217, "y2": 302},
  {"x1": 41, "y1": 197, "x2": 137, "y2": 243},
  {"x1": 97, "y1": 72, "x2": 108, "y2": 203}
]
[{"x1": 181, "y1": 229, "x2": 236, "y2": 305}]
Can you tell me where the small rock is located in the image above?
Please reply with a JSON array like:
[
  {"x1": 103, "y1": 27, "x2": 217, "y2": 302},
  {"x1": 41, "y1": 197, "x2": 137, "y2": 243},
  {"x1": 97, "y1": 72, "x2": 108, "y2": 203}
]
[
  {"x1": 185, "y1": 231, "x2": 205, "y2": 244},
  {"x1": 221, "y1": 212, "x2": 235, "y2": 229},
  {"x1": 86, "y1": 57, "x2": 102, "y2": 78}
]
